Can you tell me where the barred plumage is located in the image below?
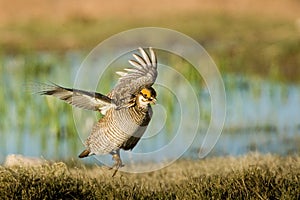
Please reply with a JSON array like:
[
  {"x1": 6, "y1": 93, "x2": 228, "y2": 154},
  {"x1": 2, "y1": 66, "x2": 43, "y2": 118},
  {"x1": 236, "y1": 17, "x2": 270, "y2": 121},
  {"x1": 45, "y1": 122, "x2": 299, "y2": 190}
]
[
  {"x1": 34, "y1": 47, "x2": 158, "y2": 176},
  {"x1": 86, "y1": 105, "x2": 152, "y2": 155}
]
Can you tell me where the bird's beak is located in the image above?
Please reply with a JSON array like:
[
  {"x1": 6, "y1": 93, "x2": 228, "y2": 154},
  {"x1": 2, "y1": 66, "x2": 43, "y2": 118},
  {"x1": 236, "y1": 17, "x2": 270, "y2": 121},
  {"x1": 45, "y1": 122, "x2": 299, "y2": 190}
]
[{"x1": 151, "y1": 98, "x2": 157, "y2": 105}]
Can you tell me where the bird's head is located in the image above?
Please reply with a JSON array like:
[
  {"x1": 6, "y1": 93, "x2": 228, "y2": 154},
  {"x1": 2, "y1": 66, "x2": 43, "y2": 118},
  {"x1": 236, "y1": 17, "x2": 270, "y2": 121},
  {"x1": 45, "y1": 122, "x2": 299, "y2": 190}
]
[{"x1": 136, "y1": 87, "x2": 157, "y2": 108}]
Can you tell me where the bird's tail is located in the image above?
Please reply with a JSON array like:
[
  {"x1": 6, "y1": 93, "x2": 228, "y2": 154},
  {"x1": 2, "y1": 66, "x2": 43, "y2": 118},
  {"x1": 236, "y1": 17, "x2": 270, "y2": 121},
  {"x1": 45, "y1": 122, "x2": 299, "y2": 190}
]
[{"x1": 78, "y1": 149, "x2": 91, "y2": 158}]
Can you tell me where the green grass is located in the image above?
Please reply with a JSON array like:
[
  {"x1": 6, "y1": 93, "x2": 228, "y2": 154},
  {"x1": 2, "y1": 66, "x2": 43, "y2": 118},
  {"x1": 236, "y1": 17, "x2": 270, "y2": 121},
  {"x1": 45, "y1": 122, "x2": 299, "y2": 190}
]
[
  {"x1": 1, "y1": 12, "x2": 299, "y2": 82},
  {"x1": 0, "y1": 153, "x2": 299, "y2": 199}
]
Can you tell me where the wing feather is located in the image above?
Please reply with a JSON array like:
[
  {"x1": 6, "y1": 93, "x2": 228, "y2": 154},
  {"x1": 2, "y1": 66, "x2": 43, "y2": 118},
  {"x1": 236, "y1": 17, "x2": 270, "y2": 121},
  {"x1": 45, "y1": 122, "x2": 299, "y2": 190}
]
[
  {"x1": 132, "y1": 54, "x2": 147, "y2": 67},
  {"x1": 32, "y1": 83, "x2": 115, "y2": 114},
  {"x1": 139, "y1": 47, "x2": 152, "y2": 66},
  {"x1": 128, "y1": 60, "x2": 143, "y2": 69},
  {"x1": 150, "y1": 48, "x2": 157, "y2": 66},
  {"x1": 109, "y1": 47, "x2": 157, "y2": 105}
]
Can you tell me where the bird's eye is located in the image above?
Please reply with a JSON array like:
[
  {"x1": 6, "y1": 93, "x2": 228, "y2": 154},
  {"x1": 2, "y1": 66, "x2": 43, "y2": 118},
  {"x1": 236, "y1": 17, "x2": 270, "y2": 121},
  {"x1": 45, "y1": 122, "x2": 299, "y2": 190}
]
[{"x1": 143, "y1": 94, "x2": 147, "y2": 98}]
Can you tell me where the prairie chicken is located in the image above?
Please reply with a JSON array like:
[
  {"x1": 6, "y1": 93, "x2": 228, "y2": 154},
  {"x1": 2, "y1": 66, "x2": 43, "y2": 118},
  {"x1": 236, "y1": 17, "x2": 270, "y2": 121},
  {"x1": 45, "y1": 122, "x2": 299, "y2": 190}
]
[{"x1": 35, "y1": 47, "x2": 157, "y2": 176}]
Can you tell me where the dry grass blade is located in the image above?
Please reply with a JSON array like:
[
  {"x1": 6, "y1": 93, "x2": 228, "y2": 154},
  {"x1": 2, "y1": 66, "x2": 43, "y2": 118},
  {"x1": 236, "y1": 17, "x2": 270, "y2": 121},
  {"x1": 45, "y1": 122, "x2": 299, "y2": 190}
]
[{"x1": 0, "y1": 153, "x2": 299, "y2": 199}]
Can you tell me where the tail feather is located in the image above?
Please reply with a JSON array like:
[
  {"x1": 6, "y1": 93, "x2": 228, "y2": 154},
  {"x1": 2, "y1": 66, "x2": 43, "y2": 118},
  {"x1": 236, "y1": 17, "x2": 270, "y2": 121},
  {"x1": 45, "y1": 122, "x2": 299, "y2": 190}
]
[{"x1": 78, "y1": 149, "x2": 91, "y2": 158}]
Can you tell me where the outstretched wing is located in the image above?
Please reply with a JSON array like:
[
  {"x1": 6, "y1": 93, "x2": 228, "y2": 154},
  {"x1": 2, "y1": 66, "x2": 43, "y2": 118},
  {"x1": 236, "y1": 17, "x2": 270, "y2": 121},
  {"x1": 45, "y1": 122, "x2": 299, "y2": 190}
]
[
  {"x1": 32, "y1": 83, "x2": 115, "y2": 115},
  {"x1": 109, "y1": 47, "x2": 157, "y2": 105}
]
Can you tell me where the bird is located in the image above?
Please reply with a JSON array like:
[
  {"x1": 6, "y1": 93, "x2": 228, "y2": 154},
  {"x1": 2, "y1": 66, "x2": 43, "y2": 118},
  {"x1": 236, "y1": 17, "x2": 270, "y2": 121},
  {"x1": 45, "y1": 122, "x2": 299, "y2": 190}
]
[{"x1": 34, "y1": 47, "x2": 158, "y2": 176}]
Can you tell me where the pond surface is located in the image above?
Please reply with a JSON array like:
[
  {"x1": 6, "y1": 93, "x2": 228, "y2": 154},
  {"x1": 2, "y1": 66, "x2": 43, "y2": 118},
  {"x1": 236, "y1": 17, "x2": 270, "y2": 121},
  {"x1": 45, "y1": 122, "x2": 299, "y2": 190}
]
[{"x1": 0, "y1": 52, "x2": 299, "y2": 164}]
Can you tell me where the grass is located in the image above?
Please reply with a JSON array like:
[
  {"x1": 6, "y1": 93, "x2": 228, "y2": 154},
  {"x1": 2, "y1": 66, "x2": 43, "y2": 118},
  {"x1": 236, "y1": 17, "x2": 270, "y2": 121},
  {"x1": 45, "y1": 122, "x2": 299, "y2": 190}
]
[
  {"x1": 1, "y1": 15, "x2": 299, "y2": 84},
  {"x1": 0, "y1": 1, "x2": 300, "y2": 82},
  {"x1": 0, "y1": 153, "x2": 299, "y2": 199}
]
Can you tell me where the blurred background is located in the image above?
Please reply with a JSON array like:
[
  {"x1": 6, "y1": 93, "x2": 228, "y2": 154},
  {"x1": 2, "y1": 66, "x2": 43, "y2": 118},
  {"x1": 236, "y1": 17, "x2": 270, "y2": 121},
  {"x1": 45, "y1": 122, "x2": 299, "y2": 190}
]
[{"x1": 0, "y1": 0, "x2": 299, "y2": 163}]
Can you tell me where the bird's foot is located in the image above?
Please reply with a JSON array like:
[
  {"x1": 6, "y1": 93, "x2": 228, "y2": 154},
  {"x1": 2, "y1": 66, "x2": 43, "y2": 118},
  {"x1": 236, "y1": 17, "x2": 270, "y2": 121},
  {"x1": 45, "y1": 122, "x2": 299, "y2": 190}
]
[{"x1": 109, "y1": 153, "x2": 124, "y2": 177}]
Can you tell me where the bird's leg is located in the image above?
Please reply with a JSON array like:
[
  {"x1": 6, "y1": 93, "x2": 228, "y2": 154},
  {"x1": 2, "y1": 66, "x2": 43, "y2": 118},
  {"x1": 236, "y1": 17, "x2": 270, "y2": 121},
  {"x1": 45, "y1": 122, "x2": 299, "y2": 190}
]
[{"x1": 109, "y1": 149, "x2": 124, "y2": 177}]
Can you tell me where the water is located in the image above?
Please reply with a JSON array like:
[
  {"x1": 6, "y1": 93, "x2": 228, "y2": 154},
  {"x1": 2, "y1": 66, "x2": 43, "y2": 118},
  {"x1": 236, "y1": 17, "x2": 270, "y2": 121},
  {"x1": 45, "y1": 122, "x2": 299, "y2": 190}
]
[{"x1": 0, "y1": 52, "x2": 299, "y2": 164}]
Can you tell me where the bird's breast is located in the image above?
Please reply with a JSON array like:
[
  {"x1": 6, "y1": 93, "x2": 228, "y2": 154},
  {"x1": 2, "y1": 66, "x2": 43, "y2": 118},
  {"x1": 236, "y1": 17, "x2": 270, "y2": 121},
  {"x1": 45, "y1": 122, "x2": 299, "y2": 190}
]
[{"x1": 108, "y1": 106, "x2": 151, "y2": 137}]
